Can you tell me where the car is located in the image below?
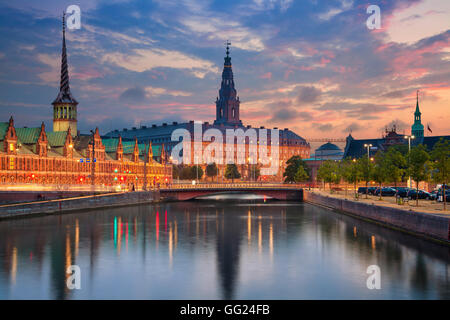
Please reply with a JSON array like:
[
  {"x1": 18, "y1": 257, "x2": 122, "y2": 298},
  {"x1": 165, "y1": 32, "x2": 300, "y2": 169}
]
[
  {"x1": 395, "y1": 187, "x2": 412, "y2": 198},
  {"x1": 374, "y1": 187, "x2": 397, "y2": 196},
  {"x1": 436, "y1": 191, "x2": 450, "y2": 202},
  {"x1": 430, "y1": 190, "x2": 439, "y2": 201},
  {"x1": 358, "y1": 187, "x2": 368, "y2": 194},
  {"x1": 407, "y1": 189, "x2": 432, "y2": 200},
  {"x1": 368, "y1": 187, "x2": 377, "y2": 195}
]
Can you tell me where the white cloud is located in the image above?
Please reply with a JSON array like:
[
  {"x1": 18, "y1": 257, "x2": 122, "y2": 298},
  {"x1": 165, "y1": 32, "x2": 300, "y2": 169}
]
[
  {"x1": 317, "y1": 0, "x2": 353, "y2": 21},
  {"x1": 144, "y1": 86, "x2": 192, "y2": 97},
  {"x1": 385, "y1": 0, "x2": 450, "y2": 44},
  {"x1": 102, "y1": 48, "x2": 218, "y2": 78},
  {"x1": 181, "y1": 16, "x2": 265, "y2": 52},
  {"x1": 36, "y1": 53, "x2": 60, "y2": 83}
]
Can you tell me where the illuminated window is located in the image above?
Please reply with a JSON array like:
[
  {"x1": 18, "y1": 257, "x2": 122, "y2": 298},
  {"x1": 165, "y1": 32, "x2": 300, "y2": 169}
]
[
  {"x1": 9, "y1": 143, "x2": 14, "y2": 151},
  {"x1": 9, "y1": 158, "x2": 14, "y2": 170}
]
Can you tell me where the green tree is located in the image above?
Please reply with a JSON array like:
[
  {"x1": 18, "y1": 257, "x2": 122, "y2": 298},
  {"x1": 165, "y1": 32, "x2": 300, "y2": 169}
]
[
  {"x1": 409, "y1": 144, "x2": 431, "y2": 206},
  {"x1": 430, "y1": 138, "x2": 450, "y2": 210},
  {"x1": 179, "y1": 166, "x2": 193, "y2": 180},
  {"x1": 172, "y1": 164, "x2": 182, "y2": 180},
  {"x1": 283, "y1": 155, "x2": 310, "y2": 183},
  {"x1": 191, "y1": 165, "x2": 204, "y2": 181},
  {"x1": 341, "y1": 158, "x2": 361, "y2": 198},
  {"x1": 205, "y1": 163, "x2": 218, "y2": 181},
  {"x1": 384, "y1": 147, "x2": 407, "y2": 189},
  {"x1": 248, "y1": 164, "x2": 261, "y2": 181},
  {"x1": 317, "y1": 160, "x2": 340, "y2": 191},
  {"x1": 225, "y1": 164, "x2": 241, "y2": 182},
  {"x1": 357, "y1": 157, "x2": 374, "y2": 198},
  {"x1": 294, "y1": 165, "x2": 309, "y2": 183},
  {"x1": 372, "y1": 152, "x2": 389, "y2": 200}
]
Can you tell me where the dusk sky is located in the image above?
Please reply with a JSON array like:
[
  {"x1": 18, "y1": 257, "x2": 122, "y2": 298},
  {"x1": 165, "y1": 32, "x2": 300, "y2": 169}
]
[{"x1": 0, "y1": 0, "x2": 449, "y2": 139}]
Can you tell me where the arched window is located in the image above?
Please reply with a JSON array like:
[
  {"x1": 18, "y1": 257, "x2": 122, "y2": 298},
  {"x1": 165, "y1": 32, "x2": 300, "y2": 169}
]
[{"x1": 232, "y1": 108, "x2": 235, "y2": 118}]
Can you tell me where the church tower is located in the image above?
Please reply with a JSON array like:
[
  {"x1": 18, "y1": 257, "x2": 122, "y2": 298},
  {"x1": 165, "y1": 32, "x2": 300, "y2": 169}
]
[
  {"x1": 411, "y1": 90, "x2": 424, "y2": 138},
  {"x1": 214, "y1": 42, "x2": 242, "y2": 126},
  {"x1": 52, "y1": 13, "x2": 78, "y2": 137}
]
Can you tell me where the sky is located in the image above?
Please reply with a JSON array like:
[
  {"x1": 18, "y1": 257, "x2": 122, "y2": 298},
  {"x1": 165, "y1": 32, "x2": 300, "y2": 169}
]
[{"x1": 0, "y1": 0, "x2": 449, "y2": 140}]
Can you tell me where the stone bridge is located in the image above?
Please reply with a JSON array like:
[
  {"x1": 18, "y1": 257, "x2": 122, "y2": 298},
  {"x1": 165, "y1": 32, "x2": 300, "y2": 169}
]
[{"x1": 159, "y1": 183, "x2": 304, "y2": 201}]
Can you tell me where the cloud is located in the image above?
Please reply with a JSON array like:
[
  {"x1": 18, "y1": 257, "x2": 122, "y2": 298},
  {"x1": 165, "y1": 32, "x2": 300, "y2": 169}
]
[
  {"x1": 102, "y1": 48, "x2": 218, "y2": 78},
  {"x1": 317, "y1": 0, "x2": 353, "y2": 21},
  {"x1": 343, "y1": 122, "x2": 363, "y2": 133},
  {"x1": 380, "y1": 119, "x2": 410, "y2": 133},
  {"x1": 385, "y1": 0, "x2": 450, "y2": 44},
  {"x1": 120, "y1": 87, "x2": 147, "y2": 103},
  {"x1": 180, "y1": 16, "x2": 265, "y2": 52},
  {"x1": 297, "y1": 86, "x2": 322, "y2": 105},
  {"x1": 120, "y1": 86, "x2": 192, "y2": 103},
  {"x1": 313, "y1": 123, "x2": 334, "y2": 131}
]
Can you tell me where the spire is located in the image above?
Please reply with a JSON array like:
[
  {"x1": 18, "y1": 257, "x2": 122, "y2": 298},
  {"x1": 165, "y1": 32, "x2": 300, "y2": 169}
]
[
  {"x1": 214, "y1": 41, "x2": 242, "y2": 126},
  {"x1": 53, "y1": 13, "x2": 77, "y2": 104},
  {"x1": 415, "y1": 90, "x2": 421, "y2": 115},
  {"x1": 411, "y1": 89, "x2": 424, "y2": 138},
  {"x1": 225, "y1": 40, "x2": 231, "y2": 66}
]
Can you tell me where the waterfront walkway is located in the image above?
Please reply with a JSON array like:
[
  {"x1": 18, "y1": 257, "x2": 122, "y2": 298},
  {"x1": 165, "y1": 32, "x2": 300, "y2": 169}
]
[{"x1": 312, "y1": 189, "x2": 449, "y2": 218}]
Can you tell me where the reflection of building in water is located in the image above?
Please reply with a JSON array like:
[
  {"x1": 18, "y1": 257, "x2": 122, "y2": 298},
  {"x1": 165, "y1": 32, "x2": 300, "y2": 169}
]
[
  {"x1": 49, "y1": 227, "x2": 71, "y2": 300},
  {"x1": 216, "y1": 209, "x2": 243, "y2": 300}
]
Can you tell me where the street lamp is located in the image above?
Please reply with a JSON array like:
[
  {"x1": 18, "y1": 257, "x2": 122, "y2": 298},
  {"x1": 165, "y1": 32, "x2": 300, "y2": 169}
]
[
  {"x1": 404, "y1": 135, "x2": 415, "y2": 188},
  {"x1": 363, "y1": 144, "x2": 372, "y2": 198}
]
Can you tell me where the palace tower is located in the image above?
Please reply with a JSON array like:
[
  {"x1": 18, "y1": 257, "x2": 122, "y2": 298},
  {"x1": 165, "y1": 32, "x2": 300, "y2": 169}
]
[{"x1": 52, "y1": 14, "x2": 78, "y2": 137}]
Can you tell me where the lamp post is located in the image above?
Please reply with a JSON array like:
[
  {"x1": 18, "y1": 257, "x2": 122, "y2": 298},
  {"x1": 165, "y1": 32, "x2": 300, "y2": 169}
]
[
  {"x1": 404, "y1": 135, "x2": 415, "y2": 188},
  {"x1": 363, "y1": 144, "x2": 372, "y2": 198}
]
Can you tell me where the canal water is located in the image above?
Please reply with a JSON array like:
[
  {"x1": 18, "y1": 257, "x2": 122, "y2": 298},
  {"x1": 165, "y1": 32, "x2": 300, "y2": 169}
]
[{"x1": 0, "y1": 196, "x2": 449, "y2": 299}]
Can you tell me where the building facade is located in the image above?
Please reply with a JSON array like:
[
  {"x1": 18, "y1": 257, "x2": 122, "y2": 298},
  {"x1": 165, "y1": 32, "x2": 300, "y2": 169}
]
[
  {"x1": 343, "y1": 93, "x2": 449, "y2": 160},
  {"x1": 106, "y1": 43, "x2": 311, "y2": 182},
  {"x1": 0, "y1": 16, "x2": 171, "y2": 190}
]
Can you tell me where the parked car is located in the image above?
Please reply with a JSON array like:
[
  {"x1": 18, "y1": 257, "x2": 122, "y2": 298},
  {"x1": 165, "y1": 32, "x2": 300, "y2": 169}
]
[
  {"x1": 437, "y1": 191, "x2": 450, "y2": 202},
  {"x1": 407, "y1": 189, "x2": 432, "y2": 200},
  {"x1": 358, "y1": 187, "x2": 368, "y2": 194},
  {"x1": 368, "y1": 187, "x2": 377, "y2": 195},
  {"x1": 374, "y1": 187, "x2": 397, "y2": 196},
  {"x1": 430, "y1": 190, "x2": 439, "y2": 201},
  {"x1": 394, "y1": 187, "x2": 411, "y2": 198}
]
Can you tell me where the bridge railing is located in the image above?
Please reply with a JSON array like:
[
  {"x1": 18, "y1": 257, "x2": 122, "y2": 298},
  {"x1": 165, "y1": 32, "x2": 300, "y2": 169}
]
[{"x1": 161, "y1": 182, "x2": 306, "y2": 190}]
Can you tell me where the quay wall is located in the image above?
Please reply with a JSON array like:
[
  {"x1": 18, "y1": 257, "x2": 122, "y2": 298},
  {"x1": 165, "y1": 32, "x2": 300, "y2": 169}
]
[
  {"x1": 303, "y1": 191, "x2": 450, "y2": 243},
  {"x1": 0, "y1": 191, "x2": 160, "y2": 220}
]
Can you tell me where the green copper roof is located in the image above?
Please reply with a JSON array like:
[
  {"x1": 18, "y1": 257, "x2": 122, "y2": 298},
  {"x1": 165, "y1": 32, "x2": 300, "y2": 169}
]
[
  {"x1": 102, "y1": 137, "x2": 161, "y2": 155},
  {"x1": 15, "y1": 127, "x2": 40, "y2": 144},
  {"x1": 47, "y1": 131, "x2": 67, "y2": 147},
  {"x1": 102, "y1": 138, "x2": 119, "y2": 153}
]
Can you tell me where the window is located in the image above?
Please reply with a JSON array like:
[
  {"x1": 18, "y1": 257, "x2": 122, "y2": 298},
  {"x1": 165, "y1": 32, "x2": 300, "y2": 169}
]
[{"x1": 9, "y1": 143, "x2": 14, "y2": 151}]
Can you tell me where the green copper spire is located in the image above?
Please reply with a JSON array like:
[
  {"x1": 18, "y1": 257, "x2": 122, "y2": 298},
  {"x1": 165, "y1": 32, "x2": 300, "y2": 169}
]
[{"x1": 411, "y1": 90, "x2": 424, "y2": 138}]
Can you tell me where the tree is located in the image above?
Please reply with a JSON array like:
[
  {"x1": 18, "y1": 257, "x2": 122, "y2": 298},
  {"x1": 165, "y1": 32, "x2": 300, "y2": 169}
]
[
  {"x1": 283, "y1": 155, "x2": 310, "y2": 183},
  {"x1": 191, "y1": 165, "x2": 204, "y2": 181},
  {"x1": 430, "y1": 138, "x2": 450, "y2": 211},
  {"x1": 384, "y1": 147, "x2": 407, "y2": 189},
  {"x1": 248, "y1": 164, "x2": 261, "y2": 181},
  {"x1": 225, "y1": 164, "x2": 241, "y2": 182},
  {"x1": 294, "y1": 165, "x2": 309, "y2": 183},
  {"x1": 317, "y1": 160, "x2": 340, "y2": 191},
  {"x1": 341, "y1": 158, "x2": 361, "y2": 198},
  {"x1": 357, "y1": 157, "x2": 374, "y2": 199},
  {"x1": 372, "y1": 152, "x2": 389, "y2": 200},
  {"x1": 206, "y1": 163, "x2": 218, "y2": 181},
  {"x1": 409, "y1": 144, "x2": 431, "y2": 206},
  {"x1": 172, "y1": 164, "x2": 182, "y2": 180},
  {"x1": 179, "y1": 166, "x2": 193, "y2": 180}
]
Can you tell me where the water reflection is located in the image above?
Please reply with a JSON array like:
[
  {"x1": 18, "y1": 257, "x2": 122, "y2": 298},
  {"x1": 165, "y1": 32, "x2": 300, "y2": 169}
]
[{"x1": 0, "y1": 198, "x2": 449, "y2": 299}]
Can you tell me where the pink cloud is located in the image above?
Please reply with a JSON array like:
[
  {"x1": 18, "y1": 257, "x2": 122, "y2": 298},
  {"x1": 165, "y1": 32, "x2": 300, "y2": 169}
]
[{"x1": 260, "y1": 72, "x2": 272, "y2": 79}]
